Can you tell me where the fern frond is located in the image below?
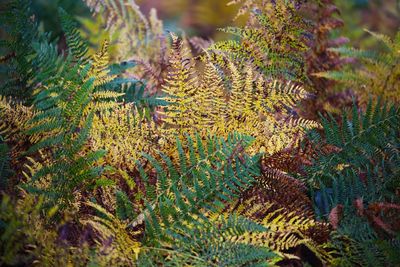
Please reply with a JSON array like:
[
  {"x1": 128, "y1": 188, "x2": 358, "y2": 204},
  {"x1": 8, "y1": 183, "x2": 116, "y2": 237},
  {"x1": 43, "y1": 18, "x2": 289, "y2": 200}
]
[
  {"x1": 211, "y1": 0, "x2": 309, "y2": 81},
  {"x1": 83, "y1": 202, "x2": 141, "y2": 264},
  {"x1": 257, "y1": 166, "x2": 313, "y2": 215},
  {"x1": 132, "y1": 132, "x2": 259, "y2": 242},
  {"x1": 0, "y1": 96, "x2": 38, "y2": 144},
  {"x1": 196, "y1": 60, "x2": 227, "y2": 126},
  {"x1": 320, "y1": 29, "x2": 400, "y2": 102},
  {"x1": 0, "y1": 137, "x2": 13, "y2": 191},
  {"x1": 158, "y1": 214, "x2": 281, "y2": 266},
  {"x1": 90, "y1": 104, "x2": 159, "y2": 173},
  {"x1": 160, "y1": 34, "x2": 199, "y2": 132},
  {"x1": 307, "y1": 100, "x2": 400, "y2": 185},
  {"x1": 229, "y1": 198, "x2": 334, "y2": 264},
  {"x1": 59, "y1": 8, "x2": 89, "y2": 63},
  {"x1": 88, "y1": 40, "x2": 117, "y2": 87},
  {"x1": 23, "y1": 58, "x2": 111, "y2": 208},
  {"x1": 307, "y1": 101, "x2": 400, "y2": 266}
]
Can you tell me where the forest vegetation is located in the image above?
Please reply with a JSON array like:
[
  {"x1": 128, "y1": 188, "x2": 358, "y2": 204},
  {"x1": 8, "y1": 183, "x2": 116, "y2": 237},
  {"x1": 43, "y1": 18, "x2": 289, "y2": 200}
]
[{"x1": 0, "y1": 0, "x2": 399, "y2": 266}]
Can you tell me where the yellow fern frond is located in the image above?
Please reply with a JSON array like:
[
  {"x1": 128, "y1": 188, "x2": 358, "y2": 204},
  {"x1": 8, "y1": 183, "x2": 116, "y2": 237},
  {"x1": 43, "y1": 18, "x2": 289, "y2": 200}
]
[
  {"x1": 88, "y1": 40, "x2": 117, "y2": 87},
  {"x1": 197, "y1": 61, "x2": 227, "y2": 126},
  {"x1": 227, "y1": 61, "x2": 245, "y2": 118},
  {"x1": 93, "y1": 91, "x2": 125, "y2": 99},
  {"x1": 0, "y1": 96, "x2": 43, "y2": 145},
  {"x1": 90, "y1": 104, "x2": 159, "y2": 173},
  {"x1": 83, "y1": 202, "x2": 141, "y2": 263},
  {"x1": 230, "y1": 198, "x2": 334, "y2": 264},
  {"x1": 161, "y1": 33, "x2": 199, "y2": 132}
]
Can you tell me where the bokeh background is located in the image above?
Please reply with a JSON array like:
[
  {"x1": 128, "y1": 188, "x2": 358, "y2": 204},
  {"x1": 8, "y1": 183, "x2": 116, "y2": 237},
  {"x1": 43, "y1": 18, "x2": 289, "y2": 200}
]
[{"x1": 22, "y1": 0, "x2": 400, "y2": 48}]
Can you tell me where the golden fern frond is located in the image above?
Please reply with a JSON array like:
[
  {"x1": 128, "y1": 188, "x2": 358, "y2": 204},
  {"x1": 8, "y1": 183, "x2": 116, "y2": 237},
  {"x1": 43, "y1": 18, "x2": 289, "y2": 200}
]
[
  {"x1": 0, "y1": 97, "x2": 31, "y2": 141},
  {"x1": 93, "y1": 91, "x2": 125, "y2": 99},
  {"x1": 230, "y1": 198, "x2": 334, "y2": 264},
  {"x1": 197, "y1": 61, "x2": 227, "y2": 126},
  {"x1": 161, "y1": 50, "x2": 318, "y2": 155},
  {"x1": 90, "y1": 104, "x2": 159, "y2": 173},
  {"x1": 88, "y1": 40, "x2": 117, "y2": 87},
  {"x1": 0, "y1": 96, "x2": 43, "y2": 146},
  {"x1": 83, "y1": 202, "x2": 141, "y2": 264},
  {"x1": 287, "y1": 118, "x2": 322, "y2": 132},
  {"x1": 160, "y1": 34, "x2": 199, "y2": 132},
  {"x1": 227, "y1": 60, "x2": 246, "y2": 118},
  {"x1": 264, "y1": 80, "x2": 309, "y2": 114},
  {"x1": 81, "y1": 41, "x2": 124, "y2": 113}
]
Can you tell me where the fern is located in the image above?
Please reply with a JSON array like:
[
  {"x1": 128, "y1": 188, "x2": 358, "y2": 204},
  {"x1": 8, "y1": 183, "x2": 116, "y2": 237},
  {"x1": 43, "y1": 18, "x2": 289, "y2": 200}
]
[
  {"x1": 88, "y1": 132, "x2": 290, "y2": 266},
  {"x1": 160, "y1": 33, "x2": 199, "y2": 131},
  {"x1": 90, "y1": 104, "x2": 161, "y2": 175},
  {"x1": 3, "y1": 0, "x2": 399, "y2": 266},
  {"x1": 59, "y1": 8, "x2": 89, "y2": 63},
  {"x1": 115, "y1": 190, "x2": 136, "y2": 221},
  {"x1": 161, "y1": 35, "x2": 318, "y2": 156},
  {"x1": 134, "y1": 132, "x2": 260, "y2": 242},
  {"x1": 19, "y1": 7, "x2": 153, "y2": 209},
  {"x1": 0, "y1": 137, "x2": 13, "y2": 191},
  {"x1": 81, "y1": 0, "x2": 174, "y2": 99},
  {"x1": 306, "y1": 100, "x2": 400, "y2": 266},
  {"x1": 228, "y1": 197, "x2": 334, "y2": 264},
  {"x1": 317, "y1": 30, "x2": 400, "y2": 103},
  {"x1": 210, "y1": 0, "x2": 309, "y2": 81},
  {"x1": 306, "y1": 99, "x2": 400, "y2": 186},
  {"x1": 0, "y1": 0, "x2": 47, "y2": 100},
  {"x1": 146, "y1": 215, "x2": 281, "y2": 266},
  {"x1": 24, "y1": 59, "x2": 113, "y2": 207}
]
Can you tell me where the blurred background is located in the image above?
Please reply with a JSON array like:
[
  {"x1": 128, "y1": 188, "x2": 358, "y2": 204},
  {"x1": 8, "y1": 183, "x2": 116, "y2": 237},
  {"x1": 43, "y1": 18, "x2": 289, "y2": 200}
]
[{"x1": 23, "y1": 0, "x2": 400, "y2": 48}]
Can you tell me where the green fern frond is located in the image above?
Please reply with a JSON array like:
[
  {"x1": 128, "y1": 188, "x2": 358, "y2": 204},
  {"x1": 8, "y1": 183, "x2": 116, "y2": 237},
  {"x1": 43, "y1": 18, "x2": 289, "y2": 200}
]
[
  {"x1": 158, "y1": 214, "x2": 281, "y2": 266},
  {"x1": 319, "y1": 29, "x2": 400, "y2": 102},
  {"x1": 0, "y1": 137, "x2": 13, "y2": 191},
  {"x1": 0, "y1": 0, "x2": 47, "y2": 100},
  {"x1": 132, "y1": 132, "x2": 259, "y2": 243},
  {"x1": 307, "y1": 101, "x2": 400, "y2": 266},
  {"x1": 59, "y1": 8, "x2": 89, "y2": 63},
  {"x1": 307, "y1": 100, "x2": 400, "y2": 186},
  {"x1": 115, "y1": 190, "x2": 137, "y2": 221}
]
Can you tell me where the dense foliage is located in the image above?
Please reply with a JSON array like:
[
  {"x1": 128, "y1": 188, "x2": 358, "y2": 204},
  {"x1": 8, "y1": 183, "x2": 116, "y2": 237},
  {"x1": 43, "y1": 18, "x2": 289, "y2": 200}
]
[{"x1": 0, "y1": 0, "x2": 399, "y2": 266}]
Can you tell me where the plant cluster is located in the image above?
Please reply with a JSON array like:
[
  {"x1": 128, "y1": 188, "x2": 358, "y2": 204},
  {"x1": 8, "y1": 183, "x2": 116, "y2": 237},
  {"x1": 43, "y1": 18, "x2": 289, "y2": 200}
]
[{"x1": 0, "y1": 0, "x2": 399, "y2": 266}]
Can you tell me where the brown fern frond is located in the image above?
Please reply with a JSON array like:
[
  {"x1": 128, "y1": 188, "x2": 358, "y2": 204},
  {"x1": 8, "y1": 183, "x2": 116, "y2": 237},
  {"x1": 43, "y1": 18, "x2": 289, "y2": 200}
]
[
  {"x1": 257, "y1": 166, "x2": 312, "y2": 216},
  {"x1": 189, "y1": 36, "x2": 214, "y2": 55}
]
